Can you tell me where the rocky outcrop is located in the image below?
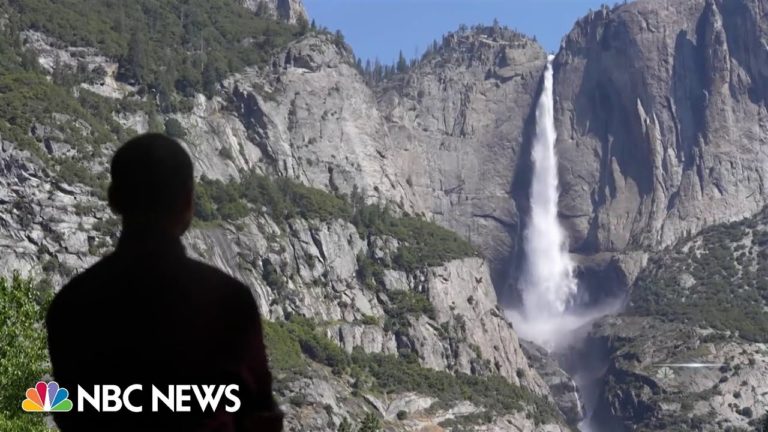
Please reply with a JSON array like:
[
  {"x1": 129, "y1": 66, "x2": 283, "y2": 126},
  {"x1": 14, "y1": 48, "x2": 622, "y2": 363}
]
[
  {"x1": 582, "y1": 316, "x2": 768, "y2": 431},
  {"x1": 176, "y1": 33, "x2": 413, "y2": 208},
  {"x1": 380, "y1": 27, "x2": 548, "y2": 281},
  {"x1": 279, "y1": 367, "x2": 569, "y2": 432},
  {"x1": 424, "y1": 259, "x2": 546, "y2": 392},
  {"x1": 521, "y1": 340, "x2": 584, "y2": 425},
  {"x1": 176, "y1": 28, "x2": 550, "y2": 287},
  {"x1": 241, "y1": 0, "x2": 307, "y2": 24},
  {"x1": 554, "y1": 0, "x2": 768, "y2": 255},
  {"x1": 186, "y1": 216, "x2": 548, "y2": 393},
  {"x1": 0, "y1": 140, "x2": 114, "y2": 288}
]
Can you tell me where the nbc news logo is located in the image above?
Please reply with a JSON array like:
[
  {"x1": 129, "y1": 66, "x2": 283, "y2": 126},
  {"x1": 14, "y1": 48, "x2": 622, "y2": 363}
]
[
  {"x1": 23, "y1": 381, "x2": 240, "y2": 413},
  {"x1": 22, "y1": 382, "x2": 73, "y2": 412}
]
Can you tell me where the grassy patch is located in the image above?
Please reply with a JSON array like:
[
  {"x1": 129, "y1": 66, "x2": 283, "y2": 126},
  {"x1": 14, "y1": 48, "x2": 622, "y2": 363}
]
[{"x1": 262, "y1": 320, "x2": 306, "y2": 375}]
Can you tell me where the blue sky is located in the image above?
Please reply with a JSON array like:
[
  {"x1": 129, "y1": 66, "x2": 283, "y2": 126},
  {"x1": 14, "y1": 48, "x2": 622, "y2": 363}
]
[{"x1": 303, "y1": 0, "x2": 610, "y2": 64}]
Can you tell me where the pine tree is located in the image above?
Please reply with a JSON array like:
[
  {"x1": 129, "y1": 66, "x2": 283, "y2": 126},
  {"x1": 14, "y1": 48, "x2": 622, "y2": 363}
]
[
  {"x1": 364, "y1": 59, "x2": 372, "y2": 82},
  {"x1": 122, "y1": 31, "x2": 146, "y2": 84},
  {"x1": 297, "y1": 15, "x2": 309, "y2": 34},
  {"x1": 334, "y1": 30, "x2": 345, "y2": 45},
  {"x1": 201, "y1": 61, "x2": 218, "y2": 98},
  {"x1": 396, "y1": 50, "x2": 408, "y2": 73},
  {"x1": 372, "y1": 59, "x2": 382, "y2": 83},
  {"x1": 255, "y1": 1, "x2": 270, "y2": 17}
]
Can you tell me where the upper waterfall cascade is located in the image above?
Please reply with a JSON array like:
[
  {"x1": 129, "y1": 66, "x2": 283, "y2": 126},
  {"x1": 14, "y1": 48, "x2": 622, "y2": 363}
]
[{"x1": 509, "y1": 55, "x2": 578, "y2": 349}]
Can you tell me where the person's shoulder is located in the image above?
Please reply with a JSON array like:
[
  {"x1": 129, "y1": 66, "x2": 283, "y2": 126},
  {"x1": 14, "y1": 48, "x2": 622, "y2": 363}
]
[
  {"x1": 47, "y1": 255, "x2": 115, "y2": 325},
  {"x1": 184, "y1": 257, "x2": 253, "y2": 301}
]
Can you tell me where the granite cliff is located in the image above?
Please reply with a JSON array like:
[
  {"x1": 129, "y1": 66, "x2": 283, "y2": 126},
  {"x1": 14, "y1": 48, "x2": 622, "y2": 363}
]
[
  {"x1": 555, "y1": 0, "x2": 768, "y2": 255},
  {"x1": 242, "y1": 0, "x2": 308, "y2": 24}
]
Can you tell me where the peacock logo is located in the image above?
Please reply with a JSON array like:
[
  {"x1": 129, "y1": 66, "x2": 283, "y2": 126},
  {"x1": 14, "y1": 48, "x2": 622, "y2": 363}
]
[{"x1": 22, "y1": 381, "x2": 73, "y2": 412}]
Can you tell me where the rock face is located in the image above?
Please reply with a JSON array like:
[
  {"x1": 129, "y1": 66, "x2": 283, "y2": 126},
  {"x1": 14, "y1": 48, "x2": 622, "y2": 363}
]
[
  {"x1": 194, "y1": 213, "x2": 570, "y2": 430},
  {"x1": 0, "y1": 141, "x2": 114, "y2": 289},
  {"x1": 554, "y1": 0, "x2": 768, "y2": 255},
  {"x1": 380, "y1": 26, "x2": 547, "y2": 281},
  {"x1": 521, "y1": 340, "x2": 584, "y2": 425},
  {"x1": 167, "y1": 33, "x2": 413, "y2": 212},
  {"x1": 570, "y1": 203, "x2": 768, "y2": 430},
  {"x1": 241, "y1": 0, "x2": 308, "y2": 24},
  {"x1": 0, "y1": 142, "x2": 563, "y2": 430},
  {"x1": 186, "y1": 216, "x2": 549, "y2": 394},
  {"x1": 582, "y1": 316, "x2": 768, "y2": 432},
  {"x1": 174, "y1": 27, "x2": 550, "y2": 287}
]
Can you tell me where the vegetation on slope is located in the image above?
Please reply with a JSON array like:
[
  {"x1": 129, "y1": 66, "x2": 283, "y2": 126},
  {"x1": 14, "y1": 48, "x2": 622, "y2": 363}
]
[
  {"x1": 628, "y1": 208, "x2": 768, "y2": 342},
  {"x1": 195, "y1": 173, "x2": 476, "y2": 345},
  {"x1": 8, "y1": 0, "x2": 303, "y2": 100},
  {"x1": 194, "y1": 172, "x2": 477, "y2": 272},
  {"x1": 0, "y1": 19, "x2": 134, "y2": 167},
  {"x1": 0, "y1": 0, "x2": 308, "y2": 198},
  {"x1": 263, "y1": 318, "x2": 560, "y2": 427},
  {"x1": 0, "y1": 273, "x2": 51, "y2": 432}
]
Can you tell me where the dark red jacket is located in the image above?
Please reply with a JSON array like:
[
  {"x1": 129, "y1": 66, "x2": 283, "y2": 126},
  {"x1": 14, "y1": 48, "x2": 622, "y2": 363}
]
[{"x1": 47, "y1": 230, "x2": 282, "y2": 432}]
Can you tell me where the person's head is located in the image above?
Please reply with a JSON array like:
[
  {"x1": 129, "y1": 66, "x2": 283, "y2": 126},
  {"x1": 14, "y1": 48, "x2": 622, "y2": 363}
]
[{"x1": 108, "y1": 133, "x2": 194, "y2": 236}]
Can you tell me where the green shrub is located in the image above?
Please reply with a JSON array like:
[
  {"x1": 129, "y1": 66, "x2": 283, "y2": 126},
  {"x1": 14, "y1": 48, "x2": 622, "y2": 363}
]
[
  {"x1": 337, "y1": 418, "x2": 353, "y2": 432},
  {"x1": 194, "y1": 173, "x2": 352, "y2": 223},
  {"x1": 355, "y1": 253, "x2": 385, "y2": 290},
  {"x1": 164, "y1": 118, "x2": 186, "y2": 139},
  {"x1": 261, "y1": 258, "x2": 287, "y2": 293},
  {"x1": 359, "y1": 314, "x2": 379, "y2": 326},
  {"x1": 350, "y1": 192, "x2": 476, "y2": 272},
  {"x1": 262, "y1": 320, "x2": 305, "y2": 374},
  {"x1": 383, "y1": 290, "x2": 435, "y2": 333},
  {"x1": 358, "y1": 413, "x2": 380, "y2": 432},
  {"x1": 275, "y1": 317, "x2": 349, "y2": 370},
  {"x1": 0, "y1": 273, "x2": 52, "y2": 432},
  {"x1": 0, "y1": 73, "x2": 102, "y2": 156}
]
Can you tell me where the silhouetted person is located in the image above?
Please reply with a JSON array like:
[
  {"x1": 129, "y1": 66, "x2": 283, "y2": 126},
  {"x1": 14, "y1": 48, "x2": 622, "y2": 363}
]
[{"x1": 47, "y1": 134, "x2": 282, "y2": 432}]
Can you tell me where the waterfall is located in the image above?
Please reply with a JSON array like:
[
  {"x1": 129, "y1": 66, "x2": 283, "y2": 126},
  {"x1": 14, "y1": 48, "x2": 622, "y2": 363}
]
[
  {"x1": 505, "y1": 56, "x2": 626, "y2": 430},
  {"x1": 509, "y1": 55, "x2": 578, "y2": 349}
]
